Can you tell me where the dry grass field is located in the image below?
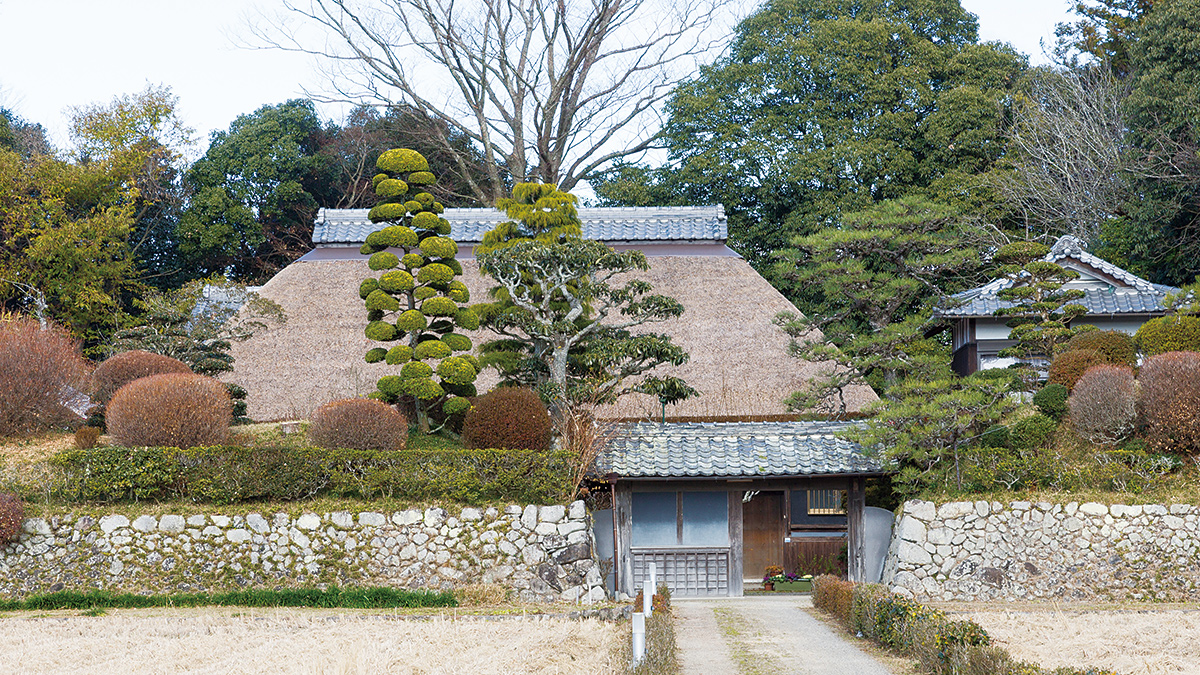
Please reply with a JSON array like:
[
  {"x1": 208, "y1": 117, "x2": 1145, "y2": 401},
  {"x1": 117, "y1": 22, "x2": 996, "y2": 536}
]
[
  {"x1": 955, "y1": 605, "x2": 1200, "y2": 675},
  {"x1": 0, "y1": 607, "x2": 622, "y2": 675}
]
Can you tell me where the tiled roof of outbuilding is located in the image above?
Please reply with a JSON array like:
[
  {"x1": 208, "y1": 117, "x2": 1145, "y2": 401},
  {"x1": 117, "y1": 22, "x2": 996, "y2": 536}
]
[
  {"x1": 312, "y1": 205, "x2": 728, "y2": 245},
  {"x1": 601, "y1": 422, "x2": 885, "y2": 478},
  {"x1": 938, "y1": 235, "x2": 1178, "y2": 318}
]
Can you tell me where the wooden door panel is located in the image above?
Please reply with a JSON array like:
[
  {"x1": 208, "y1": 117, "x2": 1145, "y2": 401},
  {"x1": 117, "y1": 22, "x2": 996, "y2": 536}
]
[{"x1": 742, "y1": 492, "x2": 784, "y2": 580}]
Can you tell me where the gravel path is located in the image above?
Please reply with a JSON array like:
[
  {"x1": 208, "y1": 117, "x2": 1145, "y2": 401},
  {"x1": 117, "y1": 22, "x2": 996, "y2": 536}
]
[{"x1": 673, "y1": 595, "x2": 896, "y2": 675}]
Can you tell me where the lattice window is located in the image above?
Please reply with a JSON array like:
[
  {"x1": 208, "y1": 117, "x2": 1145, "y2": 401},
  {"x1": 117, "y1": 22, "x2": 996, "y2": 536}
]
[{"x1": 807, "y1": 489, "x2": 847, "y2": 515}]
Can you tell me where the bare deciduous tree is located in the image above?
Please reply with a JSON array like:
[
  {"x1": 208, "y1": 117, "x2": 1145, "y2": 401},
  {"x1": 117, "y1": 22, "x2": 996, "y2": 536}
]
[
  {"x1": 993, "y1": 67, "x2": 1131, "y2": 242},
  {"x1": 249, "y1": 0, "x2": 735, "y2": 202}
]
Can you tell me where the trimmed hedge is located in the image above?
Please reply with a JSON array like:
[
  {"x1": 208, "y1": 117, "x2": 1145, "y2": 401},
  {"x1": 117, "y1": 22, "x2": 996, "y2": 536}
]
[
  {"x1": 1032, "y1": 383, "x2": 1069, "y2": 421},
  {"x1": 49, "y1": 445, "x2": 573, "y2": 506},
  {"x1": 1063, "y1": 330, "x2": 1137, "y2": 366},
  {"x1": 0, "y1": 586, "x2": 456, "y2": 612},
  {"x1": 811, "y1": 576, "x2": 1119, "y2": 675},
  {"x1": 1135, "y1": 315, "x2": 1200, "y2": 356}
]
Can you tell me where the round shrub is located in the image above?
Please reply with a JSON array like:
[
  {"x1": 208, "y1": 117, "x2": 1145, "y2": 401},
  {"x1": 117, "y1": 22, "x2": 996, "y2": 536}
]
[
  {"x1": 365, "y1": 289, "x2": 401, "y2": 312},
  {"x1": 308, "y1": 398, "x2": 408, "y2": 451},
  {"x1": 405, "y1": 377, "x2": 445, "y2": 400},
  {"x1": 367, "y1": 202, "x2": 407, "y2": 223},
  {"x1": 1069, "y1": 365, "x2": 1137, "y2": 446},
  {"x1": 1135, "y1": 315, "x2": 1200, "y2": 356},
  {"x1": 447, "y1": 281, "x2": 470, "y2": 303},
  {"x1": 422, "y1": 297, "x2": 459, "y2": 317},
  {"x1": 1033, "y1": 383, "x2": 1069, "y2": 421},
  {"x1": 91, "y1": 350, "x2": 191, "y2": 405},
  {"x1": 379, "y1": 270, "x2": 415, "y2": 293},
  {"x1": 437, "y1": 356, "x2": 477, "y2": 385},
  {"x1": 402, "y1": 253, "x2": 425, "y2": 269},
  {"x1": 411, "y1": 212, "x2": 440, "y2": 230},
  {"x1": 375, "y1": 178, "x2": 409, "y2": 198},
  {"x1": 417, "y1": 263, "x2": 455, "y2": 286},
  {"x1": 443, "y1": 396, "x2": 470, "y2": 415},
  {"x1": 1009, "y1": 414, "x2": 1057, "y2": 450},
  {"x1": 0, "y1": 493, "x2": 23, "y2": 545},
  {"x1": 368, "y1": 251, "x2": 400, "y2": 270},
  {"x1": 414, "y1": 339, "x2": 452, "y2": 361},
  {"x1": 415, "y1": 192, "x2": 436, "y2": 207},
  {"x1": 420, "y1": 236, "x2": 458, "y2": 259},
  {"x1": 455, "y1": 308, "x2": 481, "y2": 330},
  {"x1": 359, "y1": 278, "x2": 380, "y2": 299},
  {"x1": 413, "y1": 286, "x2": 438, "y2": 301},
  {"x1": 365, "y1": 321, "x2": 397, "y2": 341},
  {"x1": 462, "y1": 387, "x2": 552, "y2": 451},
  {"x1": 106, "y1": 373, "x2": 231, "y2": 448},
  {"x1": 1139, "y1": 351, "x2": 1200, "y2": 454},
  {"x1": 385, "y1": 345, "x2": 413, "y2": 365},
  {"x1": 396, "y1": 309, "x2": 428, "y2": 332},
  {"x1": 0, "y1": 315, "x2": 90, "y2": 437},
  {"x1": 443, "y1": 333, "x2": 472, "y2": 352},
  {"x1": 376, "y1": 148, "x2": 429, "y2": 173},
  {"x1": 365, "y1": 347, "x2": 387, "y2": 363},
  {"x1": 401, "y1": 361, "x2": 434, "y2": 379},
  {"x1": 408, "y1": 170, "x2": 436, "y2": 185},
  {"x1": 1047, "y1": 349, "x2": 1105, "y2": 390},
  {"x1": 1064, "y1": 330, "x2": 1137, "y2": 366}
]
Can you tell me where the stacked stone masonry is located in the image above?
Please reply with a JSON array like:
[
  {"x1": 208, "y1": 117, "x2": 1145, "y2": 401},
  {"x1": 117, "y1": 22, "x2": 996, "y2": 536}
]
[
  {"x1": 882, "y1": 499, "x2": 1200, "y2": 602},
  {"x1": 0, "y1": 501, "x2": 605, "y2": 603}
]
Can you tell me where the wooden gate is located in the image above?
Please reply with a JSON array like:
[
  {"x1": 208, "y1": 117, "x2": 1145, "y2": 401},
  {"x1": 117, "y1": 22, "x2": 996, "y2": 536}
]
[{"x1": 742, "y1": 491, "x2": 784, "y2": 581}]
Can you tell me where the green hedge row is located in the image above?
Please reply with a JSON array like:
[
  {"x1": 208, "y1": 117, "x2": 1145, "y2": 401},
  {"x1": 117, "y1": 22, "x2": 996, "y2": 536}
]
[
  {"x1": 0, "y1": 586, "x2": 457, "y2": 612},
  {"x1": 49, "y1": 445, "x2": 574, "y2": 506},
  {"x1": 812, "y1": 576, "x2": 1119, "y2": 675}
]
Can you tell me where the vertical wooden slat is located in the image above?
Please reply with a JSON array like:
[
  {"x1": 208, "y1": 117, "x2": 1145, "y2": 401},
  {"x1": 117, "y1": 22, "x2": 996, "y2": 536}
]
[
  {"x1": 847, "y1": 477, "x2": 866, "y2": 582},
  {"x1": 728, "y1": 489, "x2": 744, "y2": 597},
  {"x1": 615, "y1": 482, "x2": 633, "y2": 596}
]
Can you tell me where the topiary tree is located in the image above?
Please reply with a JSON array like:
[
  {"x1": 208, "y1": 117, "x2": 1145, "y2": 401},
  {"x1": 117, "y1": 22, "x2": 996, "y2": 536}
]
[
  {"x1": 1047, "y1": 349, "x2": 1106, "y2": 391},
  {"x1": 993, "y1": 241, "x2": 1088, "y2": 366},
  {"x1": 358, "y1": 148, "x2": 478, "y2": 433},
  {"x1": 1135, "y1": 315, "x2": 1200, "y2": 356}
]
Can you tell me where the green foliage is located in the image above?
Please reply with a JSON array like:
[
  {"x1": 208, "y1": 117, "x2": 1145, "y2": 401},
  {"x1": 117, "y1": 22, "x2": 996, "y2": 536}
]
[
  {"x1": 359, "y1": 148, "x2": 474, "y2": 432},
  {"x1": 177, "y1": 100, "x2": 336, "y2": 282},
  {"x1": 1009, "y1": 414, "x2": 1057, "y2": 451},
  {"x1": 308, "y1": 398, "x2": 408, "y2": 451},
  {"x1": 847, "y1": 375, "x2": 1019, "y2": 496},
  {"x1": 462, "y1": 387, "x2": 553, "y2": 451},
  {"x1": 1052, "y1": 0, "x2": 1153, "y2": 75},
  {"x1": 993, "y1": 242, "x2": 1088, "y2": 363},
  {"x1": 592, "y1": 0, "x2": 1026, "y2": 269},
  {"x1": 979, "y1": 425, "x2": 1011, "y2": 449},
  {"x1": 475, "y1": 183, "x2": 582, "y2": 256},
  {"x1": 1063, "y1": 330, "x2": 1137, "y2": 366},
  {"x1": 49, "y1": 445, "x2": 575, "y2": 506},
  {"x1": 1135, "y1": 315, "x2": 1200, "y2": 356},
  {"x1": 1033, "y1": 383, "x2": 1069, "y2": 421},
  {"x1": 774, "y1": 197, "x2": 985, "y2": 408},
  {"x1": 5, "y1": 586, "x2": 456, "y2": 612}
]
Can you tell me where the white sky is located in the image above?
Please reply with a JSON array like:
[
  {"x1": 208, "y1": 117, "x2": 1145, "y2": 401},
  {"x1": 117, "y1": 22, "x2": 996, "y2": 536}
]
[{"x1": 0, "y1": 0, "x2": 1075, "y2": 154}]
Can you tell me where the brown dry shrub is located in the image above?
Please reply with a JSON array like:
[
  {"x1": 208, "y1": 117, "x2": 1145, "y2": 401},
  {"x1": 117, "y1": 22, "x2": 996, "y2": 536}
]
[
  {"x1": 107, "y1": 373, "x2": 231, "y2": 448},
  {"x1": 1139, "y1": 351, "x2": 1200, "y2": 454},
  {"x1": 462, "y1": 387, "x2": 552, "y2": 451},
  {"x1": 1048, "y1": 349, "x2": 1106, "y2": 390},
  {"x1": 1069, "y1": 365, "x2": 1137, "y2": 446},
  {"x1": 0, "y1": 315, "x2": 90, "y2": 437},
  {"x1": 91, "y1": 350, "x2": 191, "y2": 405},
  {"x1": 308, "y1": 398, "x2": 408, "y2": 451},
  {"x1": 0, "y1": 493, "x2": 24, "y2": 544},
  {"x1": 1064, "y1": 330, "x2": 1137, "y2": 366},
  {"x1": 454, "y1": 583, "x2": 511, "y2": 606},
  {"x1": 74, "y1": 426, "x2": 101, "y2": 449},
  {"x1": 812, "y1": 575, "x2": 855, "y2": 628}
]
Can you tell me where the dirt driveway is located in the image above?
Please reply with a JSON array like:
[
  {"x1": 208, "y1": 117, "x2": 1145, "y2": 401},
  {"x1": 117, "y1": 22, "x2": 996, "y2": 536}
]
[{"x1": 672, "y1": 595, "x2": 897, "y2": 675}]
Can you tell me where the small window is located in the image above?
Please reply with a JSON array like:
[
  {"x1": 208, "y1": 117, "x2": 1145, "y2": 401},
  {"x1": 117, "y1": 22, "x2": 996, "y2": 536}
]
[{"x1": 807, "y1": 489, "x2": 846, "y2": 515}]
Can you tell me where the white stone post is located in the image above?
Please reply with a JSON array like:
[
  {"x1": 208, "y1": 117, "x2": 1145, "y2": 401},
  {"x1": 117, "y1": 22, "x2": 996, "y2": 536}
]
[
  {"x1": 643, "y1": 578, "x2": 652, "y2": 617},
  {"x1": 631, "y1": 611, "x2": 646, "y2": 665}
]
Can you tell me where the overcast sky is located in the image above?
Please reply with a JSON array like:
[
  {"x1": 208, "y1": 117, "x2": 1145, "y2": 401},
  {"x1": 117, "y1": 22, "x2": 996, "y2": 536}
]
[{"x1": 0, "y1": 0, "x2": 1075, "y2": 153}]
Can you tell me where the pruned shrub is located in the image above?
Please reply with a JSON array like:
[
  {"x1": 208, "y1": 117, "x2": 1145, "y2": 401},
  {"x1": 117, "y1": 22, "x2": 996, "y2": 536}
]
[
  {"x1": 0, "y1": 493, "x2": 23, "y2": 545},
  {"x1": 1069, "y1": 365, "x2": 1137, "y2": 446},
  {"x1": 308, "y1": 398, "x2": 408, "y2": 451},
  {"x1": 0, "y1": 315, "x2": 90, "y2": 437},
  {"x1": 1010, "y1": 414, "x2": 1057, "y2": 450},
  {"x1": 1139, "y1": 351, "x2": 1200, "y2": 454},
  {"x1": 74, "y1": 426, "x2": 101, "y2": 450},
  {"x1": 225, "y1": 382, "x2": 251, "y2": 425},
  {"x1": 106, "y1": 373, "x2": 231, "y2": 448},
  {"x1": 812, "y1": 575, "x2": 855, "y2": 628},
  {"x1": 462, "y1": 387, "x2": 552, "y2": 451},
  {"x1": 91, "y1": 350, "x2": 192, "y2": 405},
  {"x1": 1063, "y1": 330, "x2": 1137, "y2": 366},
  {"x1": 1033, "y1": 383, "x2": 1069, "y2": 421},
  {"x1": 1135, "y1": 315, "x2": 1200, "y2": 356},
  {"x1": 1047, "y1": 349, "x2": 1105, "y2": 390}
]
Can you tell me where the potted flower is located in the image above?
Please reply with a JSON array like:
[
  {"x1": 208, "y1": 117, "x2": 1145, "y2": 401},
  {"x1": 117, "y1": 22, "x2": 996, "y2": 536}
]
[{"x1": 762, "y1": 565, "x2": 784, "y2": 591}]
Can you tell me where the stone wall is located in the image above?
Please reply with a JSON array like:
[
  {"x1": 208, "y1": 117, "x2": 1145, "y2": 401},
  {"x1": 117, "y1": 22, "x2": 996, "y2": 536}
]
[
  {"x1": 1, "y1": 501, "x2": 606, "y2": 603},
  {"x1": 882, "y1": 499, "x2": 1200, "y2": 602}
]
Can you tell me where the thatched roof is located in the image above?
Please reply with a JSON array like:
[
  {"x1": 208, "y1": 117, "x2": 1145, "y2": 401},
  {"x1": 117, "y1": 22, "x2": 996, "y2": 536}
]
[{"x1": 229, "y1": 255, "x2": 878, "y2": 421}]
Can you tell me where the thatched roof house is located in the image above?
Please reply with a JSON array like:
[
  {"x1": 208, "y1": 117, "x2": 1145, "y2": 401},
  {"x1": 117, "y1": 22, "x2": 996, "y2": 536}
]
[{"x1": 228, "y1": 206, "x2": 877, "y2": 421}]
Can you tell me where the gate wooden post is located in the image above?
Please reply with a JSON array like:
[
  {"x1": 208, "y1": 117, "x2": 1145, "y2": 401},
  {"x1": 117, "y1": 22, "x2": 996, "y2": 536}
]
[
  {"x1": 847, "y1": 477, "x2": 866, "y2": 582},
  {"x1": 615, "y1": 482, "x2": 633, "y2": 596}
]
